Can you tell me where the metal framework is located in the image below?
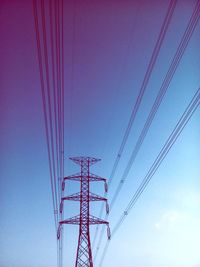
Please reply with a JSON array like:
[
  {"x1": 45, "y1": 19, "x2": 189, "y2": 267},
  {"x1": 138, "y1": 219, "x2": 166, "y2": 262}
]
[{"x1": 57, "y1": 156, "x2": 110, "y2": 267}]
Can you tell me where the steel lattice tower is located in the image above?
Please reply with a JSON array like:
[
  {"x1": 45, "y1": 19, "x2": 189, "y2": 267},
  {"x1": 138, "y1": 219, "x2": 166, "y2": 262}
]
[{"x1": 57, "y1": 156, "x2": 110, "y2": 267}]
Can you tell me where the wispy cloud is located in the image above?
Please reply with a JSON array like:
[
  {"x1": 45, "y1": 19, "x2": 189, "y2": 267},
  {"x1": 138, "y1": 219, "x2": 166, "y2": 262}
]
[{"x1": 155, "y1": 210, "x2": 186, "y2": 231}]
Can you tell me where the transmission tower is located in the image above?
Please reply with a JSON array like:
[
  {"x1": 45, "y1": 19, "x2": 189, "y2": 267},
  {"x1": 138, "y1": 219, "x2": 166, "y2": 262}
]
[{"x1": 57, "y1": 156, "x2": 110, "y2": 267}]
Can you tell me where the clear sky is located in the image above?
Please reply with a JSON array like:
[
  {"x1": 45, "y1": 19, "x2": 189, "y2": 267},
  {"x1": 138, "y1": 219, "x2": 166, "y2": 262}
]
[{"x1": 0, "y1": 1, "x2": 199, "y2": 267}]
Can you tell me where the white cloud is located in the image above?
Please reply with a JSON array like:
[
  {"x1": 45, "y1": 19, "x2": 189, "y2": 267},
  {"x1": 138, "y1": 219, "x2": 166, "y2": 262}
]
[
  {"x1": 155, "y1": 210, "x2": 185, "y2": 231},
  {"x1": 155, "y1": 190, "x2": 200, "y2": 233}
]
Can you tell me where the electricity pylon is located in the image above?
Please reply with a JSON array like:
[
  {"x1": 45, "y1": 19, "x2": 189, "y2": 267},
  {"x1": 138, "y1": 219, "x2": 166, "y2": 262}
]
[{"x1": 57, "y1": 156, "x2": 110, "y2": 267}]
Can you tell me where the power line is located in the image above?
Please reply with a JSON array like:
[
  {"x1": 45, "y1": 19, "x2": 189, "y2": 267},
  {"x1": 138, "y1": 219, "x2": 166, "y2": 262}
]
[
  {"x1": 98, "y1": 87, "x2": 200, "y2": 267},
  {"x1": 92, "y1": 0, "x2": 177, "y2": 251},
  {"x1": 53, "y1": 0, "x2": 65, "y2": 266},
  {"x1": 68, "y1": 0, "x2": 76, "y2": 157},
  {"x1": 58, "y1": 1, "x2": 65, "y2": 266},
  {"x1": 41, "y1": 0, "x2": 59, "y2": 213},
  {"x1": 49, "y1": 0, "x2": 60, "y2": 191},
  {"x1": 33, "y1": 0, "x2": 59, "y2": 230},
  {"x1": 108, "y1": 0, "x2": 177, "y2": 189},
  {"x1": 94, "y1": 0, "x2": 200, "y2": 261},
  {"x1": 110, "y1": 0, "x2": 200, "y2": 209},
  {"x1": 33, "y1": 1, "x2": 65, "y2": 267}
]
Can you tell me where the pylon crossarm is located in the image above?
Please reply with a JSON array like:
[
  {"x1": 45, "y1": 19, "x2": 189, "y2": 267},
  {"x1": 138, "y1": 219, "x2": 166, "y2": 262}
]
[
  {"x1": 88, "y1": 215, "x2": 108, "y2": 225},
  {"x1": 63, "y1": 173, "x2": 108, "y2": 194},
  {"x1": 64, "y1": 173, "x2": 81, "y2": 181},
  {"x1": 62, "y1": 192, "x2": 107, "y2": 202},
  {"x1": 89, "y1": 173, "x2": 108, "y2": 192},
  {"x1": 62, "y1": 192, "x2": 81, "y2": 201},
  {"x1": 89, "y1": 173, "x2": 107, "y2": 182},
  {"x1": 89, "y1": 215, "x2": 111, "y2": 240},
  {"x1": 60, "y1": 215, "x2": 80, "y2": 225},
  {"x1": 70, "y1": 156, "x2": 101, "y2": 165},
  {"x1": 57, "y1": 216, "x2": 80, "y2": 240},
  {"x1": 65, "y1": 172, "x2": 107, "y2": 182},
  {"x1": 57, "y1": 215, "x2": 80, "y2": 240},
  {"x1": 88, "y1": 192, "x2": 107, "y2": 202}
]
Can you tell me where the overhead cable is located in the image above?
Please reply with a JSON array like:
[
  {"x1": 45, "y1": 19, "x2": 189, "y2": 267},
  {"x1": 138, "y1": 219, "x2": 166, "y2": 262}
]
[
  {"x1": 92, "y1": 0, "x2": 177, "y2": 251},
  {"x1": 94, "y1": 0, "x2": 200, "y2": 261},
  {"x1": 99, "y1": 87, "x2": 200, "y2": 267},
  {"x1": 33, "y1": 0, "x2": 59, "y2": 229}
]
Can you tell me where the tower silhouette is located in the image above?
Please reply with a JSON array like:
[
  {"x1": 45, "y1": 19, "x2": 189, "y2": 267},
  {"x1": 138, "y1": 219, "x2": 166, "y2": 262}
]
[{"x1": 57, "y1": 157, "x2": 110, "y2": 267}]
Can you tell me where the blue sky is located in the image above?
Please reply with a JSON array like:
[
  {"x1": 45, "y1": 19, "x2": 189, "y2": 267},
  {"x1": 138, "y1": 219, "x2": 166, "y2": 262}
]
[{"x1": 0, "y1": 1, "x2": 199, "y2": 267}]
